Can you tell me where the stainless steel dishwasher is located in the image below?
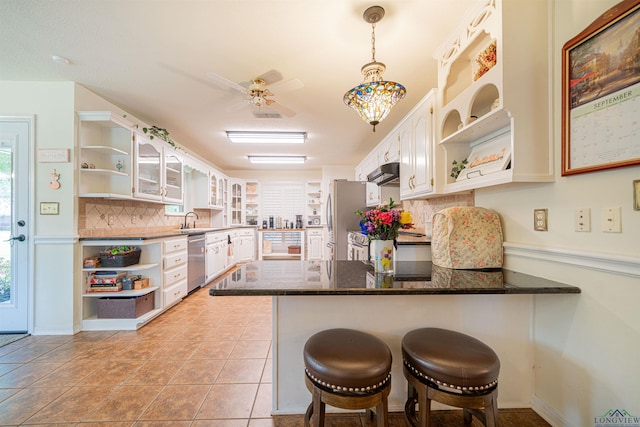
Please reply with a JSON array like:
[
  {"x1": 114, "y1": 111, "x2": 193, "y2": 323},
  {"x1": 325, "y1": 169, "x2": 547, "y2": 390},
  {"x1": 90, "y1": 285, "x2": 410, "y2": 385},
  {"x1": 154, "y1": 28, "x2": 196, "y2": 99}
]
[{"x1": 187, "y1": 234, "x2": 206, "y2": 293}]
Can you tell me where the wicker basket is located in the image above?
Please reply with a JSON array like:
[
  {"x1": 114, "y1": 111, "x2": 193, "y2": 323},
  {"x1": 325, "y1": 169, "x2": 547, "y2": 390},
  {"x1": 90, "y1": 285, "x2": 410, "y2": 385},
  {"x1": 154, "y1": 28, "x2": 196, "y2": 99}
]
[
  {"x1": 99, "y1": 249, "x2": 141, "y2": 267},
  {"x1": 288, "y1": 245, "x2": 301, "y2": 254}
]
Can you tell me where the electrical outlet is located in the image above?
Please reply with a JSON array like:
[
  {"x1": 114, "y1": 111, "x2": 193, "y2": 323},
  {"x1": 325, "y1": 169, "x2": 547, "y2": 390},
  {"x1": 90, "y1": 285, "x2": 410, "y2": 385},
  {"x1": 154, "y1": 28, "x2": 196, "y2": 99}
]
[
  {"x1": 130, "y1": 215, "x2": 136, "y2": 224},
  {"x1": 575, "y1": 208, "x2": 591, "y2": 232},
  {"x1": 534, "y1": 209, "x2": 548, "y2": 231},
  {"x1": 602, "y1": 206, "x2": 621, "y2": 233},
  {"x1": 108, "y1": 214, "x2": 115, "y2": 226}
]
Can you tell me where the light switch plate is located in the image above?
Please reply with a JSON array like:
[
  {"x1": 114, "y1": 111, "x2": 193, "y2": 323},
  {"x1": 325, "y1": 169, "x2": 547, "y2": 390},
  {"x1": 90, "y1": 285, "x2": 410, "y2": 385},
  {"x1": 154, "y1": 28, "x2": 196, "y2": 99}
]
[
  {"x1": 575, "y1": 208, "x2": 591, "y2": 232},
  {"x1": 534, "y1": 208, "x2": 548, "y2": 231},
  {"x1": 40, "y1": 202, "x2": 59, "y2": 215},
  {"x1": 602, "y1": 206, "x2": 621, "y2": 232}
]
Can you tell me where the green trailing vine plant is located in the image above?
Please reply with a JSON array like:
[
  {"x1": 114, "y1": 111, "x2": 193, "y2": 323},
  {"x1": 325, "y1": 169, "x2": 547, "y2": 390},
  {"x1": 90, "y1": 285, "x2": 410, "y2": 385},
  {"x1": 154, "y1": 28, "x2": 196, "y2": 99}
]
[
  {"x1": 123, "y1": 115, "x2": 181, "y2": 151},
  {"x1": 450, "y1": 158, "x2": 468, "y2": 179}
]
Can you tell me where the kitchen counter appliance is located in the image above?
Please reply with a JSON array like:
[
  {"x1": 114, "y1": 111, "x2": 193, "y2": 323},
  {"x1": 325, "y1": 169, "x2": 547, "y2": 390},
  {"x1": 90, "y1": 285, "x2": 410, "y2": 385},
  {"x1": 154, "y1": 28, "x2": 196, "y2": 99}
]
[
  {"x1": 347, "y1": 231, "x2": 369, "y2": 261},
  {"x1": 187, "y1": 234, "x2": 206, "y2": 293},
  {"x1": 326, "y1": 180, "x2": 367, "y2": 261}
]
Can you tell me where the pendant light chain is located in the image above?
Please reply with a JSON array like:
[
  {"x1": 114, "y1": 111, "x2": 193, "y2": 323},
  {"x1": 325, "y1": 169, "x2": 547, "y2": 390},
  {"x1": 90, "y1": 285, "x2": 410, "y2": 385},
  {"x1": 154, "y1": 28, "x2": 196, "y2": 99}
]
[
  {"x1": 371, "y1": 22, "x2": 377, "y2": 62},
  {"x1": 343, "y1": 5, "x2": 406, "y2": 132}
]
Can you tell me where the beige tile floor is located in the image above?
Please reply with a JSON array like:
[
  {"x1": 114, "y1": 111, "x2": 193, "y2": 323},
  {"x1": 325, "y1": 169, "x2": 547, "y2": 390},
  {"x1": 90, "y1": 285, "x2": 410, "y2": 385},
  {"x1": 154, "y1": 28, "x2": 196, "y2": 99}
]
[{"x1": 0, "y1": 277, "x2": 550, "y2": 426}]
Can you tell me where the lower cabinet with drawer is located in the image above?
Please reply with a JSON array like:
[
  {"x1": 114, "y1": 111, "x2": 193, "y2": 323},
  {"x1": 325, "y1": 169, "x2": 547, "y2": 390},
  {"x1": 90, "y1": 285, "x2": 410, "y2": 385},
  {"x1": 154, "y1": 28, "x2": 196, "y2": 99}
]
[{"x1": 163, "y1": 237, "x2": 188, "y2": 308}]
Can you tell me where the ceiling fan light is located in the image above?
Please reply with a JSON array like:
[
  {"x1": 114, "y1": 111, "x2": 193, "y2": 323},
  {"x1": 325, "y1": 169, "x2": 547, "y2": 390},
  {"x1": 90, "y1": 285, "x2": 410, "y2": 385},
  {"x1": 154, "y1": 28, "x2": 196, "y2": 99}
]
[
  {"x1": 248, "y1": 155, "x2": 306, "y2": 164},
  {"x1": 227, "y1": 131, "x2": 307, "y2": 144}
]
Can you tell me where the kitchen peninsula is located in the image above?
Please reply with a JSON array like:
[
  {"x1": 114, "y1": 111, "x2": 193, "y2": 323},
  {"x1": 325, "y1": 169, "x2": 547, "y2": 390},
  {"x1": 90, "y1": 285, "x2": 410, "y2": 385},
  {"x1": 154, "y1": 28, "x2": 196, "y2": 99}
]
[{"x1": 209, "y1": 260, "x2": 580, "y2": 415}]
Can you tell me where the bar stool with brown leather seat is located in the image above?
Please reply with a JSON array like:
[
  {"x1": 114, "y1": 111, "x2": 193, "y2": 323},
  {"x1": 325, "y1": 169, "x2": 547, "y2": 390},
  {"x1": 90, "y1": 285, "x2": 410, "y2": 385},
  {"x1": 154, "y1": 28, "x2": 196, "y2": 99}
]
[
  {"x1": 402, "y1": 327, "x2": 500, "y2": 427},
  {"x1": 303, "y1": 328, "x2": 392, "y2": 427}
]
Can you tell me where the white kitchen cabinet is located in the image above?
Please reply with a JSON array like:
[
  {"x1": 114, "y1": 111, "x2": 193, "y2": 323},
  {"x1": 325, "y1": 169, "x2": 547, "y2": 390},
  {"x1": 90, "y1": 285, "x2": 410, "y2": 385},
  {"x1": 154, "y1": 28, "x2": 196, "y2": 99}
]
[
  {"x1": 133, "y1": 132, "x2": 184, "y2": 204},
  {"x1": 228, "y1": 229, "x2": 240, "y2": 265},
  {"x1": 162, "y1": 237, "x2": 188, "y2": 308},
  {"x1": 80, "y1": 239, "x2": 162, "y2": 331},
  {"x1": 400, "y1": 91, "x2": 436, "y2": 199},
  {"x1": 228, "y1": 179, "x2": 245, "y2": 226},
  {"x1": 434, "y1": 0, "x2": 553, "y2": 193},
  {"x1": 306, "y1": 228, "x2": 323, "y2": 261},
  {"x1": 77, "y1": 111, "x2": 134, "y2": 198},
  {"x1": 378, "y1": 131, "x2": 401, "y2": 164},
  {"x1": 356, "y1": 153, "x2": 381, "y2": 207},
  {"x1": 205, "y1": 232, "x2": 228, "y2": 282},
  {"x1": 238, "y1": 228, "x2": 256, "y2": 262}
]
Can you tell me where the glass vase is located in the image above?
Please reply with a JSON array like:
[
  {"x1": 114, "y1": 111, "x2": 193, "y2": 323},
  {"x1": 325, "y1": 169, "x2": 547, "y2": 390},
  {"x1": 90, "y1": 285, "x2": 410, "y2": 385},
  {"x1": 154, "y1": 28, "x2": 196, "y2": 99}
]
[{"x1": 370, "y1": 239, "x2": 394, "y2": 274}]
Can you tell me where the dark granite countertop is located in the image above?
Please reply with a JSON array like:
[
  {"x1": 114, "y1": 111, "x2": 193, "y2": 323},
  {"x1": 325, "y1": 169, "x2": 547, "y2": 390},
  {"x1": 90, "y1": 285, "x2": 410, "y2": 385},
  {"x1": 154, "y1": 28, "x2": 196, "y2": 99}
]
[{"x1": 209, "y1": 260, "x2": 581, "y2": 296}]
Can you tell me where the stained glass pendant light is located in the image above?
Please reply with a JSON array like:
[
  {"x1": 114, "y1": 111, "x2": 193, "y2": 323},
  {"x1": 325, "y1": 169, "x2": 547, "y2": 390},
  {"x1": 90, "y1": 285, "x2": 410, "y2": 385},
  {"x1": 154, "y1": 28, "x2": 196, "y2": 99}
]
[{"x1": 344, "y1": 6, "x2": 406, "y2": 132}]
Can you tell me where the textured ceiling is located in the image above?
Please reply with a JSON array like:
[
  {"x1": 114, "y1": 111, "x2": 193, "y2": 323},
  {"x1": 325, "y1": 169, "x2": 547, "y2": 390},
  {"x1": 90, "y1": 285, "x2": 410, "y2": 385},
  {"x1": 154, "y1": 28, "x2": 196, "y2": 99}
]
[{"x1": 0, "y1": 0, "x2": 473, "y2": 172}]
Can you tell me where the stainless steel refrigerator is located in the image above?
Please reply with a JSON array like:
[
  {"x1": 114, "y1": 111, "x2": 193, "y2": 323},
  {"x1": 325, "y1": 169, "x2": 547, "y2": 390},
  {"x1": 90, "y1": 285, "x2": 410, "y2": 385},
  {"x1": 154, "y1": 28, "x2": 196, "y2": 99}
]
[{"x1": 326, "y1": 180, "x2": 367, "y2": 260}]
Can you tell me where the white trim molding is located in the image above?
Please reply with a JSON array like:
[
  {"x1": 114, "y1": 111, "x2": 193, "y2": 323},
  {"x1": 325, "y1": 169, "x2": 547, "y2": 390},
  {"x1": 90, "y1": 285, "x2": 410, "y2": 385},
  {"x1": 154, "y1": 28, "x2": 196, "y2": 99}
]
[
  {"x1": 503, "y1": 242, "x2": 640, "y2": 278},
  {"x1": 33, "y1": 235, "x2": 79, "y2": 245}
]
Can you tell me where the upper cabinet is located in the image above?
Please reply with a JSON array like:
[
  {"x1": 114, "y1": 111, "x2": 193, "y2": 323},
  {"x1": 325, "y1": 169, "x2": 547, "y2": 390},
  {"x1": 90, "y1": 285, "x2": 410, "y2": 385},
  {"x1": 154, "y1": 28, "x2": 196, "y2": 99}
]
[
  {"x1": 78, "y1": 111, "x2": 134, "y2": 198},
  {"x1": 228, "y1": 178, "x2": 244, "y2": 226},
  {"x1": 434, "y1": 0, "x2": 553, "y2": 192},
  {"x1": 133, "y1": 132, "x2": 183, "y2": 204},
  {"x1": 400, "y1": 91, "x2": 436, "y2": 199}
]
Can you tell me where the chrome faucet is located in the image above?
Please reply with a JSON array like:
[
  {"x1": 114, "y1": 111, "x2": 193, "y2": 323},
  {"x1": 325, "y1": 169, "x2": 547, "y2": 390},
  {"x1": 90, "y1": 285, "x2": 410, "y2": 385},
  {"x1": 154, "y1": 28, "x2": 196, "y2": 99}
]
[{"x1": 183, "y1": 211, "x2": 199, "y2": 229}]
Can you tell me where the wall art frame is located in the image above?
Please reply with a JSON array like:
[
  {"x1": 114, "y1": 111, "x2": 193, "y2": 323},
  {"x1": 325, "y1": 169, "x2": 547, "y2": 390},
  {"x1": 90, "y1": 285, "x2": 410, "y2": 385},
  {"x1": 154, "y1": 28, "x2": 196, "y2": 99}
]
[{"x1": 561, "y1": 0, "x2": 640, "y2": 176}]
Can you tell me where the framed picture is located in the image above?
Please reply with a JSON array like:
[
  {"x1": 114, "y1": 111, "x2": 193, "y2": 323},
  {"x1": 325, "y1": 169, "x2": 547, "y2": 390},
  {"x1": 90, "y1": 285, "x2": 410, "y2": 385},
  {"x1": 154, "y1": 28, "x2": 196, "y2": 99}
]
[
  {"x1": 634, "y1": 179, "x2": 640, "y2": 210},
  {"x1": 561, "y1": 0, "x2": 640, "y2": 176}
]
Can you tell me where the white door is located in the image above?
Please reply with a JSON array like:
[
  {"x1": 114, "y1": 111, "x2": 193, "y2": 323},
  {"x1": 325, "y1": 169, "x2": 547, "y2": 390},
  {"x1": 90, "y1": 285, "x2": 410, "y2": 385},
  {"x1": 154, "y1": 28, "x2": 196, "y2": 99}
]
[{"x1": 0, "y1": 117, "x2": 32, "y2": 333}]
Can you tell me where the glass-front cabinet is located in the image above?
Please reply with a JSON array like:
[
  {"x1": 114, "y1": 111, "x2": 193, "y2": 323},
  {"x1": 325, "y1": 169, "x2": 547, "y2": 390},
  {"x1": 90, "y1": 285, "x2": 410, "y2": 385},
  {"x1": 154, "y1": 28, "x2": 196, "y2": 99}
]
[
  {"x1": 134, "y1": 134, "x2": 162, "y2": 200},
  {"x1": 229, "y1": 179, "x2": 244, "y2": 226},
  {"x1": 134, "y1": 132, "x2": 183, "y2": 204},
  {"x1": 209, "y1": 169, "x2": 225, "y2": 209},
  {"x1": 163, "y1": 150, "x2": 183, "y2": 204}
]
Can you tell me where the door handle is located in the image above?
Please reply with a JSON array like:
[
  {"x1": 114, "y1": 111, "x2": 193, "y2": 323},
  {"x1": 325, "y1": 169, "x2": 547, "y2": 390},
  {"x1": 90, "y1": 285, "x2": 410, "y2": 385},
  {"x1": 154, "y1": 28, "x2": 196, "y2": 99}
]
[{"x1": 6, "y1": 234, "x2": 26, "y2": 242}]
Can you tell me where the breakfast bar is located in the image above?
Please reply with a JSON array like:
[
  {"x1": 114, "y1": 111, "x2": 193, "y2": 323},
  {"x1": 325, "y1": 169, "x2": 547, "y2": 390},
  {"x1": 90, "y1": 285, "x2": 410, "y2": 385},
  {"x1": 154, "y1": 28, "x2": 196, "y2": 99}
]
[{"x1": 209, "y1": 260, "x2": 580, "y2": 415}]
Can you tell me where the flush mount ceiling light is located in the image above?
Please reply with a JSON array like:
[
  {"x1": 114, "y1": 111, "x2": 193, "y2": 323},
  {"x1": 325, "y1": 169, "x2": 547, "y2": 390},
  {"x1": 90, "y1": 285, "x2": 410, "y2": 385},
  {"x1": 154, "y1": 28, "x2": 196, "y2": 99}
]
[
  {"x1": 52, "y1": 55, "x2": 72, "y2": 65},
  {"x1": 226, "y1": 131, "x2": 306, "y2": 144},
  {"x1": 344, "y1": 5, "x2": 406, "y2": 132},
  {"x1": 248, "y1": 155, "x2": 306, "y2": 164}
]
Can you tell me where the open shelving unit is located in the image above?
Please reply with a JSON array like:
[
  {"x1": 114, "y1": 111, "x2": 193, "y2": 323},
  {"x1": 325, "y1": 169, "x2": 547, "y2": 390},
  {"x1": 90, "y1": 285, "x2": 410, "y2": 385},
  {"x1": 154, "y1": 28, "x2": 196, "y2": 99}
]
[
  {"x1": 78, "y1": 111, "x2": 134, "y2": 198},
  {"x1": 305, "y1": 181, "x2": 322, "y2": 226},
  {"x1": 80, "y1": 240, "x2": 163, "y2": 330},
  {"x1": 258, "y1": 229, "x2": 305, "y2": 260},
  {"x1": 433, "y1": 0, "x2": 554, "y2": 193}
]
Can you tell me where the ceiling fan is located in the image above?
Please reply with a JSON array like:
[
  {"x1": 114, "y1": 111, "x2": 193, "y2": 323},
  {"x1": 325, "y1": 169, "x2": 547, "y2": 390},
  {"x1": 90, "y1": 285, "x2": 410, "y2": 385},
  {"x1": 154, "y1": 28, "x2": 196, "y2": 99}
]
[{"x1": 206, "y1": 70, "x2": 303, "y2": 117}]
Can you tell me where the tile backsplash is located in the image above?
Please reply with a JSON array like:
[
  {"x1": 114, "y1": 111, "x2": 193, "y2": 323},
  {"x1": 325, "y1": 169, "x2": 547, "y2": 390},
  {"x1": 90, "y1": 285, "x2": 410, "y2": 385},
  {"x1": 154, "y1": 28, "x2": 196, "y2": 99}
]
[
  {"x1": 79, "y1": 193, "x2": 473, "y2": 238},
  {"x1": 78, "y1": 198, "x2": 210, "y2": 237},
  {"x1": 401, "y1": 193, "x2": 475, "y2": 237}
]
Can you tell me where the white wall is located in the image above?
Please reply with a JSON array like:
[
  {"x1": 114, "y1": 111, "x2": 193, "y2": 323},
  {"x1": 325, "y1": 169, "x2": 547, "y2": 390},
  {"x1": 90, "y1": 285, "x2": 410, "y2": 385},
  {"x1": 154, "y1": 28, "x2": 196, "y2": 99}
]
[
  {"x1": 0, "y1": 81, "x2": 77, "y2": 334},
  {"x1": 475, "y1": 1, "x2": 640, "y2": 425}
]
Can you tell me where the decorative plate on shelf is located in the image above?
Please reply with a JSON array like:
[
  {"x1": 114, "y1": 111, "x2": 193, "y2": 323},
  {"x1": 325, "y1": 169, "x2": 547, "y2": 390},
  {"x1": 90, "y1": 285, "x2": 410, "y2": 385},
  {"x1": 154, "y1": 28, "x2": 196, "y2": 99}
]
[{"x1": 312, "y1": 218, "x2": 320, "y2": 225}]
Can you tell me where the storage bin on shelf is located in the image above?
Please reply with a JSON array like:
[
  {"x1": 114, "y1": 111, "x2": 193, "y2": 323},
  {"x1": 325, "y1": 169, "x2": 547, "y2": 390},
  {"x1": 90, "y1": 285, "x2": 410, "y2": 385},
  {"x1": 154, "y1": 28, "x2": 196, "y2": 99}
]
[
  {"x1": 288, "y1": 245, "x2": 301, "y2": 254},
  {"x1": 99, "y1": 247, "x2": 141, "y2": 267},
  {"x1": 97, "y1": 292, "x2": 155, "y2": 319}
]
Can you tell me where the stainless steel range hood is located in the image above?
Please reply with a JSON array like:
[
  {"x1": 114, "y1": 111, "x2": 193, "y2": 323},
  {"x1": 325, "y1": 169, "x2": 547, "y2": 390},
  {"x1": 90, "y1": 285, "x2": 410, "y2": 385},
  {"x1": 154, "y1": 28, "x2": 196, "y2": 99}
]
[{"x1": 367, "y1": 162, "x2": 400, "y2": 186}]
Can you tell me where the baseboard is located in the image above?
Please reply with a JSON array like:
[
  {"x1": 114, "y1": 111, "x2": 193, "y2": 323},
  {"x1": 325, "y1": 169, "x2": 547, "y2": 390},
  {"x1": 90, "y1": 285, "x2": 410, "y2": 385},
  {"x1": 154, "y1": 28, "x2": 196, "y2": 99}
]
[
  {"x1": 32, "y1": 326, "x2": 75, "y2": 335},
  {"x1": 532, "y1": 395, "x2": 573, "y2": 427}
]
